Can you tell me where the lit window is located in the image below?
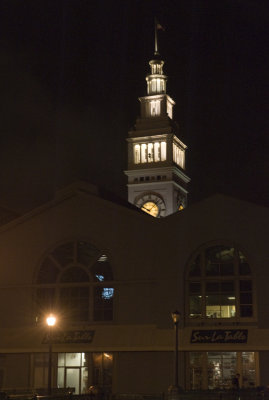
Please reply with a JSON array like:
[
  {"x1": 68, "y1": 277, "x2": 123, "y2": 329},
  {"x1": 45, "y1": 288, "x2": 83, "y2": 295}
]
[
  {"x1": 133, "y1": 142, "x2": 167, "y2": 164},
  {"x1": 148, "y1": 143, "x2": 153, "y2": 162},
  {"x1": 35, "y1": 241, "x2": 114, "y2": 323},
  {"x1": 134, "y1": 144, "x2": 140, "y2": 164},
  {"x1": 154, "y1": 142, "x2": 160, "y2": 161},
  {"x1": 161, "y1": 141, "x2": 166, "y2": 161},
  {"x1": 141, "y1": 143, "x2": 147, "y2": 163},
  {"x1": 156, "y1": 78, "x2": 161, "y2": 92},
  {"x1": 173, "y1": 143, "x2": 185, "y2": 168},
  {"x1": 187, "y1": 246, "x2": 253, "y2": 319},
  {"x1": 150, "y1": 100, "x2": 160, "y2": 116}
]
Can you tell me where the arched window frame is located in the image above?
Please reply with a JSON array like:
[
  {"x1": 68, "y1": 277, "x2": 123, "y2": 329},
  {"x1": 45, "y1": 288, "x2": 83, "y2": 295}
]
[
  {"x1": 34, "y1": 240, "x2": 114, "y2": 324},
  {"x1": 185, "y1": 244, "x2": 255, "y2": 322}
]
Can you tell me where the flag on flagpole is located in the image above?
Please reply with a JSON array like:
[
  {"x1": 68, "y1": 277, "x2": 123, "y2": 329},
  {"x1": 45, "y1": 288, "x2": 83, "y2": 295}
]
[{"x1": 156, "y1": 22, "x2": 165, "y2": 31}]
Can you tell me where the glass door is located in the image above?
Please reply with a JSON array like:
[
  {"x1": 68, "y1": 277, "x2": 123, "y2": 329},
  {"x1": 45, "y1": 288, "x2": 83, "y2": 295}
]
[
  {"x1": 66, "y1": 368, "x2": 80, "y2": 394},
  {"x1": 57, "y1": 353, "x2": 88, "y2": 394},
  {"x1": 207, "y1": 352, "x2": 236, "y2": 389}
]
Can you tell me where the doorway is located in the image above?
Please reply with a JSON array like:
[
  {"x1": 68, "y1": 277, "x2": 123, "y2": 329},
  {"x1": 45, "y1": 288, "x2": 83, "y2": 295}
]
[
  {"x1": 65, "y1": 368, "x2": 80, "y2": 394},
  {"x1": 57, "y1": 353, "x2": 88, "y2": 394}
]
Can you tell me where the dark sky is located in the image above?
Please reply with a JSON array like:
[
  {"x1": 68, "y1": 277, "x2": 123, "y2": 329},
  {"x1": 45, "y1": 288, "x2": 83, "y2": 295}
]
[{"x1": 0, "y1": 0, "x2": 268, "y2": 212}]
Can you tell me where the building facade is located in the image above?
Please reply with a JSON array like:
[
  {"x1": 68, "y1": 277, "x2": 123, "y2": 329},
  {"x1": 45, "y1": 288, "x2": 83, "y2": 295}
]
[
  {"x1": 0, "y1": 182, "x2": 268, "y2": 394},
  {"x1": 0, "y1": 31, "x2": 268, "y2": 397}
]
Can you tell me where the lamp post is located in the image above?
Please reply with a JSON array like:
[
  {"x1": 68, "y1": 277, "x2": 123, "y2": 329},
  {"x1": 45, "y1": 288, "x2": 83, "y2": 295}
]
[
  {"x1": 46, "y1": 314, "x2": 56, "y2": 396},
  {"x1": 168, "y1": 310, "x2": 181, "y2": 400}
]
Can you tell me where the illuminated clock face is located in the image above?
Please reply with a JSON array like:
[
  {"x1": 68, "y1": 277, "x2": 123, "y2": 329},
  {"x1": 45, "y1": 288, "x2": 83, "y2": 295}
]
[
  {"x1": 135, "y1": 194, "x2": 166, "y2": 218},
  {"x1": 141, "y1": 201, "x2": 159, "y2": 217}
]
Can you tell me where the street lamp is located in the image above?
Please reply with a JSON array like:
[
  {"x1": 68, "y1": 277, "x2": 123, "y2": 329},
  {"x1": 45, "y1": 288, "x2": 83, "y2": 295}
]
[
  {"x1": 46, "y1": 314, "x2": 56, "y2": 396},
  {"x1": 168, "y1": 310, "x2": 181, "y2": 400}
]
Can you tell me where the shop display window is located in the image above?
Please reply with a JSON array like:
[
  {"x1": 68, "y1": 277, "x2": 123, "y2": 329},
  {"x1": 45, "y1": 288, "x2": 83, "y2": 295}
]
[{"x1": 189, "y1": 352, "x2": 257, "y2": 390}]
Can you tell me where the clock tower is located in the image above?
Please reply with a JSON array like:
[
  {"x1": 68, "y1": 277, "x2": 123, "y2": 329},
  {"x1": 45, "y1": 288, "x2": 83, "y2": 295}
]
[{"x1": 125, "y1": 34, "x2": 190, "y2": 218}]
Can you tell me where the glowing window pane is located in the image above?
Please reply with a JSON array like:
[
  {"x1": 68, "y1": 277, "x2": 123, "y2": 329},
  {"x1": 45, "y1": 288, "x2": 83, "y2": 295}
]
[
  {"x1": 173, "y1": 143, "x2": 185, "y2": 168},
  {"x1": 141, "y1": 144, "x2": 147, "y2": 163},
  {"x1": 134, "y1": 144, "x2": 140, "y2": 164},
  {"x1": 148, "y1": 143, "x2": 153, "y2": 162},
  {"x1": 161, "y1": 141, "x2": 166, "y2": 161},
  {"x1": 152, "y1": 80, "x2": 156, "y2": 92},
  {"x1": 150, "y1": 100, "x2": 160, "y2": 116},
  {"x1": 102, "y1": 288, "x2": 114, "y2": 300},
  {"x1": 154, "y1": 142, "x2": 160, "y2": 162},
  {"x1": 156, "y1": 79, "x2": 161, "y2": 92}
]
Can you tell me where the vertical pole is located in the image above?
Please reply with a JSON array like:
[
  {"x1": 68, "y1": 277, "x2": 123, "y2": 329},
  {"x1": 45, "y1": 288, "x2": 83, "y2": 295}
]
[
  {"x1": 154, "y1": 17, "x2": 158, "y2": 56},
  {"x1": 175, "y1": 321, "x2": 179, "y2": 387},
  {"x1": 48, "y1": 327, "x2": 52, "y2": 396},
  {"x1": 168, "y1": 311, "x2": 181, "y2": 400}
]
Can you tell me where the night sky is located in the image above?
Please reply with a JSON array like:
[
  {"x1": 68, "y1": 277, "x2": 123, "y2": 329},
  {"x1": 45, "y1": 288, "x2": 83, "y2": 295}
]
[{"x1": 0, "y1": 0, "x2": 268, "y2": 213}]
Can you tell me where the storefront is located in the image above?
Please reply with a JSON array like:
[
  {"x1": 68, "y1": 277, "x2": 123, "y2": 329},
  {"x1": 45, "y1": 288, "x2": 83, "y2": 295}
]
[
  {"x1": 183, "y1": 326, "x2": 262, "y2": 390},
  {"x1": 33, "y1": 351, "x2": 113, "y2": 394},
  {"x1": 188, "y1": 351, "x2": 257, "y2": 390}
]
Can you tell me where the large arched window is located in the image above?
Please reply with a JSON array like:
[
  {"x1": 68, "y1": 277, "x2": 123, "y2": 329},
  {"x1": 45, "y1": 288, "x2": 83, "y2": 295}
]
[
  {"x1": 35, "y1": 241, "x2": 114, "y2": 322},
  {"x1": 186, "y1": 245, "x2": 253, "y2": 319}
]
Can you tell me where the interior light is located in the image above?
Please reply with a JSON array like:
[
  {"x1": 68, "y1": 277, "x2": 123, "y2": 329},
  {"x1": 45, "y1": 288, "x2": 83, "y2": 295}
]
[{"x1": 96, "y1": 274, "x2": 104, "y2": 282}]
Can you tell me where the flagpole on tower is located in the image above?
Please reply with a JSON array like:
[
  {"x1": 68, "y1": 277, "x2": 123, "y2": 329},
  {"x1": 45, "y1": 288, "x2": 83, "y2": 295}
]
[
  {"x1": 154, "y1": 17, "x2": 159, "y2": 56},
  {"x1": 154, "y1": 18, "x2": 165, "y2": 57}
]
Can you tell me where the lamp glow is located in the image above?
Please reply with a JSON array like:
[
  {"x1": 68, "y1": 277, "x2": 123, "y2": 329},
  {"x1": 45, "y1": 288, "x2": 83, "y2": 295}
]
[
  {"x1": 46, "y1": 314, "x2": 56, "y2": 395},
  {"x1": 46, "y1": 314, "x2": 56, "y2": 327}
]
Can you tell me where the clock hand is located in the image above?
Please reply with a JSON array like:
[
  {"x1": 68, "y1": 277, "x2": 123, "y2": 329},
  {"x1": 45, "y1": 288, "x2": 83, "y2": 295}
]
[
  {"x1": 141, "y1": 205, "x2": 151, "y2": 212},
  {"x1": 149, "y1": 203, "x2": 157, "y2": 212}
]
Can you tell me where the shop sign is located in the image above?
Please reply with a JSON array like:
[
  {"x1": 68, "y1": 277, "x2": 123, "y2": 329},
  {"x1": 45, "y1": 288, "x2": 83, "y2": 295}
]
[
  {"x1": 191, "y1": 329, "x2": 248, "y2": 344},
  {"x1": 42, "y1": 330, "x2": 95, "y2": 344}
]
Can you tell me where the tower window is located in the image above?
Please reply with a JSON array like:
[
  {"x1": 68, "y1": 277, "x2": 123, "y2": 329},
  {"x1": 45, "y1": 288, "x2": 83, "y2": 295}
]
[
  {"x1": 134, "y1": 144, "x2": 140, "y2": 164},
  {"x1": 161, "y1": 141, "x2": 166, "y2": 161},
  {"x1": 150, "y1": 100, "x2": 160, "y2": 116},
  {"x1": 173, "y1": 143, "x2": 185, "y2": 168},
  {"x1": 154, "y1": 142, "x2": 160, "y2": 161},
  {"x1": 147, "y1": 143, "x2": 153, "y2": 162},
  {"x1": 141, "y1": 144, "x2": 147, "y2": 163},
  {"x1": 133, "y1": 141, "x2": 166, "y2": 165}
]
